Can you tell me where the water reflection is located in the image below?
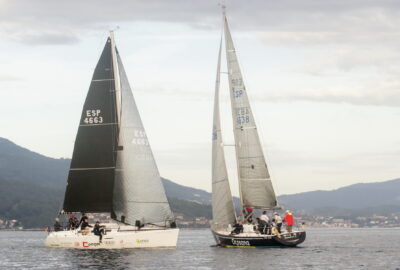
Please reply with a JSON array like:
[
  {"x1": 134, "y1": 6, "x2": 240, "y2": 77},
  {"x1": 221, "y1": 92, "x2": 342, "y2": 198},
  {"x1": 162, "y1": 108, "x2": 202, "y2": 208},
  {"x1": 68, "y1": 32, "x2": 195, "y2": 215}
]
[
  {"x1": 1, "y1": 229, "x2": 400, "y2": 269},
  {"x1": 65, "y1": 249, "x2": 134, "y2": 269}
]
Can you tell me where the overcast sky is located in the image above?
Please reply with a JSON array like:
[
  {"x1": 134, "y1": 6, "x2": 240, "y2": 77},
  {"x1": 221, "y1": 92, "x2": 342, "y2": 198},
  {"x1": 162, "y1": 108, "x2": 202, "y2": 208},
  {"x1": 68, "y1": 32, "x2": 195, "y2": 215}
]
[{"x1": 1, "y1": 0, "x2": 400, "y2": 195}]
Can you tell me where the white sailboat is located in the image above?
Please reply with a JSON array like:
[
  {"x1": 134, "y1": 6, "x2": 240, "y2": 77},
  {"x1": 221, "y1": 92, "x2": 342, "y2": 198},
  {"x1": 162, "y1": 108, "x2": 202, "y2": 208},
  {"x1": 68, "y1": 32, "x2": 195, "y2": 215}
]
[
  {"x1": 211, "y1": 7, "x2": 305, "y2": 247},
  {"x1": 45, "y1": 32, "x2": 179, "y2": 249}
]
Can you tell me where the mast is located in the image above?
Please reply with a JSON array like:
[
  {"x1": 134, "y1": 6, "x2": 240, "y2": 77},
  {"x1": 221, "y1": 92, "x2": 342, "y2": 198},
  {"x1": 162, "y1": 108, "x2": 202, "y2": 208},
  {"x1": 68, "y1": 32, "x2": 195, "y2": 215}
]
[
  {"x1": 109, "y1": 31, "x2": 122, "y2": 127},
  {"x1": 223, "y1": 8, "x2": 279, "y2": 211}
]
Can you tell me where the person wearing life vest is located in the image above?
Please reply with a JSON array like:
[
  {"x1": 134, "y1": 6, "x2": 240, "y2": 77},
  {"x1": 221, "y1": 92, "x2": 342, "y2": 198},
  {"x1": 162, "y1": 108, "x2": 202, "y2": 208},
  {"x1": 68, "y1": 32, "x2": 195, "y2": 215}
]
[
  {"x1": 244, "y1": 207, "x2": 254, "y2": 223},
  {"x1": 284, "y1": 210, "x2": 294, "y2": 232}
]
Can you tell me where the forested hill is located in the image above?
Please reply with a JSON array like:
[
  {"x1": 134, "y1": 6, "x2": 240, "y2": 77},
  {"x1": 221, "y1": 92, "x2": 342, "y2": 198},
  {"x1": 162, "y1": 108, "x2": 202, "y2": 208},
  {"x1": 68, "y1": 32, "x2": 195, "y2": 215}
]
[
  {"x1": 1, "y1": 137, "x2": 400, "y2": 228},
  {"x1": 0, "y1": 137, "x2": 214, "y2": 227},
  {"x1": 278, "y1": 178, "x2": 400, "y2": 211},
  {"x1": 0, "y1": 138, "x2": 70, "y2": 189}
]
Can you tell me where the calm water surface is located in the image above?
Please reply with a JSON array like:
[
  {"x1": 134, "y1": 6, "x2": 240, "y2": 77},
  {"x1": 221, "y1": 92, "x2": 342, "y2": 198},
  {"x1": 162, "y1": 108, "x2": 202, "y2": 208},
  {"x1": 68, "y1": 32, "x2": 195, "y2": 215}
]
[{"x1": 0, "y1": 228, "x2": 399, "y2": 269}]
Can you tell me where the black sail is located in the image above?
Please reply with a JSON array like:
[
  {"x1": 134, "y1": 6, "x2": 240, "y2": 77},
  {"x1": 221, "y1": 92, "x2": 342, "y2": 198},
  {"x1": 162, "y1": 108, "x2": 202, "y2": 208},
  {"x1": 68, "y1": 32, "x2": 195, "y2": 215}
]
[{"x1": 63, "y1": 38, "x2": 118, "y2": 212}]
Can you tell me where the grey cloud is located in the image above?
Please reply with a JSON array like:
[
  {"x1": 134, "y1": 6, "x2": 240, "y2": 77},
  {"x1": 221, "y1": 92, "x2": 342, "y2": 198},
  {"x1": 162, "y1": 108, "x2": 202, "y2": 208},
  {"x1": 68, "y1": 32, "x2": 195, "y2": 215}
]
[
  {"x1": 2, "y1": 0, "x2": 399, "y2": 108},
  {"x1": 0, "y1": 74, "x2": 24, "y2": 82},
  {"x1": 135, "y1": 85, "x2": 210, "y2": 100},
  {"x1": 2, "y1": 0, "x2": 400, "y2": 44},
  {"x1": 6, "y1": 32, "x2": 80, "y2": 45},
  {"x1": 252, "y1": 86, "x2": 400, "y2": 107}
]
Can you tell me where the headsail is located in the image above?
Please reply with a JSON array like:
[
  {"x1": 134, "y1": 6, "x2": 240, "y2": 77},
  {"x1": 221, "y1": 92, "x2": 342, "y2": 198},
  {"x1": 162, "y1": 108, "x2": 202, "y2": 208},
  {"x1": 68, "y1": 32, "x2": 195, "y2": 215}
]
[
  {"x1": 112, "y1": 52, "x2": 174, "y2": 225},
  {"x1": 223, "y1": 12, "x2": 278, "y2": 209},
  {"x1": 63, "y1": 38, "x2": 118, "y2": 212},
  {"x1": 211, "y1": 36, "x2": 237, "y2": 226}
]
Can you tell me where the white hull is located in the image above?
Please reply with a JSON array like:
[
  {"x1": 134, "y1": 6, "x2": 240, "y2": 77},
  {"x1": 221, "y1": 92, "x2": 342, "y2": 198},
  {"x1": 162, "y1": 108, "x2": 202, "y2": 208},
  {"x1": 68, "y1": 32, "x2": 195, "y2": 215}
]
[{"x1": 45, "y1": 226, "x2": 179, "y2": 249}]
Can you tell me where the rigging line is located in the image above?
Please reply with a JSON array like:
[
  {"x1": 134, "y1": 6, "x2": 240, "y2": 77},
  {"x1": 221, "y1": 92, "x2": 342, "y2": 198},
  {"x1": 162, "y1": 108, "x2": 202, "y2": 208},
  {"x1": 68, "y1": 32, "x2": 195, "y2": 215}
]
[
  {"x1": 238, "y1": 155, "x2": 264, "y2": 159},
  {"x1": 238, "y1": 126, "x2": 257, "y2": 130},
  {"x1": 212, "y1": 177, "x2": 229, "y2": 184},
  {"x1": 70, "y1": 167, "x2": 115, "y2": 171},
  {"x1": 79, "y1": 123, "x2": 118, "y2": 127},
  {"x1": 223, "y1": 143, "x2": 235, "y2": 146},
  {"x1": 124, "y1": 201, "x2": 169, "y2": 203},
  {"x1": 241, "y1": 178, "x2": 272, "y2": 181},
  {"x1": 92, "y1": 79, "x2": 115, "y2": 82}
]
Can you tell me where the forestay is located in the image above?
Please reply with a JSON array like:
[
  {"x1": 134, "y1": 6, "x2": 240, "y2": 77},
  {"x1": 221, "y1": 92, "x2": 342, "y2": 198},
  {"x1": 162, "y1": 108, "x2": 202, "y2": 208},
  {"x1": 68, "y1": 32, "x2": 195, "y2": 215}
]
[
  {"x1": 212, "y1": 37, "x2": 237, "y2": 226},
  {"x1": 63, "y1": 38, "x2": 118, "y2": 213},
  {"x1": 223, "y1": 14, "x2": 278, "y2": 209},
  {"x1": 112, "y1": 52, "x2": 174, "y2": 225}
]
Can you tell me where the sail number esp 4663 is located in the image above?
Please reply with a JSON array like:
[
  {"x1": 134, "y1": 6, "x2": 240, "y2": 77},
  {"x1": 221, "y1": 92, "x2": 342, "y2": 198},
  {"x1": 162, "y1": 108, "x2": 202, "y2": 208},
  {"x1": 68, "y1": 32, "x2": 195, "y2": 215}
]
[{"x1": 84, "y1": 109, "x2": 103, "y2": 124}]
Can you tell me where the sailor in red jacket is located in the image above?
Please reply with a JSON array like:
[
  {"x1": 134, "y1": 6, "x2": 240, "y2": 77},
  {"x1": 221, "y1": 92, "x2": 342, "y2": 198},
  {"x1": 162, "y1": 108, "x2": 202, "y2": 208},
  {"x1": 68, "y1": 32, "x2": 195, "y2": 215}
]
[{"x1": 284, "y1": 210, "x2": 294, "y2": 232}]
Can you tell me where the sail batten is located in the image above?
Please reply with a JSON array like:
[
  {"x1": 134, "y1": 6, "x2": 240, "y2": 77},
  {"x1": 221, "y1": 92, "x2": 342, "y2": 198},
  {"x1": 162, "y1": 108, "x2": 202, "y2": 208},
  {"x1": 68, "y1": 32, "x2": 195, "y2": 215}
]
[
  {"x1": 223, "y1": 13, "x2": 279, "y2": 210},
  {"x1": 211, "y1": 35, "x2": 237, "y2": 226}
]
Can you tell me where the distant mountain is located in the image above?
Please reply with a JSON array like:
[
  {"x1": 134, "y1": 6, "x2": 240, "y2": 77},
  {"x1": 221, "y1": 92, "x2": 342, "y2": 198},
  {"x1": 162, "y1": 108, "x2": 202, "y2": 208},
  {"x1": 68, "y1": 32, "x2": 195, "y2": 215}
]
[
  {"x1": 0, "y1": 178, "x2": 63, "y2": 228},
  {"x1": 1, "y1": 137, "x2": 400, "y2": 228},
  {"x1": 279, "y1": 179, "x2": 400, "y2": 211},
  {"x1": 0, "y1": 138, "x2": 70, "y2": 189},
  {"x1": 0, "y1": 137, "x2": 215, "y2": 227},
  {"x1": 0, "y1": 137, "x2": 214, "y2": 204},
  {"x1": 162, "y1": 178, "x2": 211, "y2": 204}
]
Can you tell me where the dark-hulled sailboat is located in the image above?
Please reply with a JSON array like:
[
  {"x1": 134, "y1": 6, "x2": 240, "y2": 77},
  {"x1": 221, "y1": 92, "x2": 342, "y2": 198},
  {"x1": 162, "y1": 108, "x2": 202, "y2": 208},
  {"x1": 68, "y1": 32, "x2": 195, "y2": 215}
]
[
  {"x1": 45, "y1": 32, "x2": 179, "y2": 249},
  {"x1": 210, "y1": 7, "x2": 306, "y2": 248}
]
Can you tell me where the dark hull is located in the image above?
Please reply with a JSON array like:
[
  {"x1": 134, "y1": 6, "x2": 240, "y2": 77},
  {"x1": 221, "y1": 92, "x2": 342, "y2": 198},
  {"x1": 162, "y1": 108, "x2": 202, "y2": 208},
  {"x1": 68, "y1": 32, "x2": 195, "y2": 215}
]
[{"x1": 212, "y1": 230, "x2": 306, "y2": 248}]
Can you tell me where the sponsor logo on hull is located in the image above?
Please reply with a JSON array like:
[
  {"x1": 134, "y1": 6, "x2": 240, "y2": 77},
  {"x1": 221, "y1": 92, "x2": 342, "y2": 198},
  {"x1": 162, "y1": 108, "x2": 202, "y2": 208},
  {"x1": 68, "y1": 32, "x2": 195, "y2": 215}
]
[
  {"x1": 282, "y1": 232, "x2": 298, "y2": 239},
  {"x1": 82, "y1": 242, "x2": 101, "y2": 248},
  {"x1": 231, "y1": 239, "x2": 250, "y2": 246},
  {"x1": 135, "y1": 239, "x2": 149, "y2": 244}
]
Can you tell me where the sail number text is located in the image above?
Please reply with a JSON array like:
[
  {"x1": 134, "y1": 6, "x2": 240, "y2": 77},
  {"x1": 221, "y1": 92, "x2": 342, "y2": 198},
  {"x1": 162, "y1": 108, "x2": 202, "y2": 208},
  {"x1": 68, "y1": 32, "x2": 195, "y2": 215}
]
[
  {"x1": 234, "y1": 89, "x2": 243, "y2": 98},
  {"x1": 84, "y1": 109, "x2": 103, "y2": 124},
  {"x1": 236, "y1": 107, "x2": 250, "y2": 125},
  {"x1": 132, "y1": 129, "x2": 149, "y2": 145},
  {"x1": 232, "y1": 78, "x2": 243, "y2": 86},
  {"x1": 232, "y1": 78, "x2": 244, "y2": 99}
]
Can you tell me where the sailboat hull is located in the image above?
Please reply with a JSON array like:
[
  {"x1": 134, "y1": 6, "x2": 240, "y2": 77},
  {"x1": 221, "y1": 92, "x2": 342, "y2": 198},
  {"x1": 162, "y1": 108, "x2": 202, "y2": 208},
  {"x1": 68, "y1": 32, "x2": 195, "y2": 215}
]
[
  {"x1": 45, "y1": 228, "x2": 179, "y2": 249},
  {"x1": 212, "y1": 230, "x2": 306, "y2": 248}
]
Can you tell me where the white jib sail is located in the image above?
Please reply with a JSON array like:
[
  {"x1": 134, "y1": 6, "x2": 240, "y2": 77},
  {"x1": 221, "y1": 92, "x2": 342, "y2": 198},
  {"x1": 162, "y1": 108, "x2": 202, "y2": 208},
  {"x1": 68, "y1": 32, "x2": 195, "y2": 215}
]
[
  {"x1": 212, "y1": 36, "x2": 237, "y2": 226},
  {"x1": 113, "y1": 53, "x2": 174, "y2": 225},
  {"x1": 223, "y1": 13, "x2": 278, "y2": 209}
]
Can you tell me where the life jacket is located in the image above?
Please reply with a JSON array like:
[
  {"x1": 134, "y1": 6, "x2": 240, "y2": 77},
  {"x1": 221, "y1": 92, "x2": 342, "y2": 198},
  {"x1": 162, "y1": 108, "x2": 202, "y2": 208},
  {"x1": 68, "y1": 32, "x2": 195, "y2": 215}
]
[{"x1": 285, "y1": 213, "x2": 294, "y2": 226}]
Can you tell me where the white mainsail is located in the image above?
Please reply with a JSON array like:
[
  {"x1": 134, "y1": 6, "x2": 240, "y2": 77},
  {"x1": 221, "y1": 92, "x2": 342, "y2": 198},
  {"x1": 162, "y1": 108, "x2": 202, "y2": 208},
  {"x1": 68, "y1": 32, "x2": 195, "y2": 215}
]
[
  {"x1": 223, "y1": 12, "x2": 278, "y2": 209},
  {"x1": 112, "y1": 52, "x2": 174, "y2": 225},
  {"x1": 212, "y1": 37, "x2": 237, "y2": 226}
]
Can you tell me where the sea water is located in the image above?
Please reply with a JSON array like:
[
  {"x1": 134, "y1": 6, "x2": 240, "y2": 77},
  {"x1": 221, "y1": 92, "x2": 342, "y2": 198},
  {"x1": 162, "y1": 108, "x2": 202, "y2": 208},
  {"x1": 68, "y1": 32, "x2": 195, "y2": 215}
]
[{"x1": 0, "y1": 228, "x2": 399, "y2": 269}]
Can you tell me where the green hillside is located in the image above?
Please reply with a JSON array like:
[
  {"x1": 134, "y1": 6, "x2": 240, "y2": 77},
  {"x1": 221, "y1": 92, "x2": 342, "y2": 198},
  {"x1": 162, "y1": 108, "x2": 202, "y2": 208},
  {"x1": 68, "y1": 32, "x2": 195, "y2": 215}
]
[
  {"x1": 1, "y1": 137, "x2": 400, "y2": 228},
  {"x1": 0, "y1": 137, "x2": 213, "y2": 228}
]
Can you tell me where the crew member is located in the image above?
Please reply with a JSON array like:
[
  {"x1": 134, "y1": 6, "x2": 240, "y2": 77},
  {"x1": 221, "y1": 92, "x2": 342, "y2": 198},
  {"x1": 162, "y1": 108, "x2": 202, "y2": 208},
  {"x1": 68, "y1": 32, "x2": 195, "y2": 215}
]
[
  {"x1": 259, "y1": 211, "x2": 270, "y2": 234},
  {"x1": 230, "y1": 221, "x2": 243, "y2": 235},
  {"x1": 92, "y1": 221, "x2": 106, "y2": 242},
  {"x1": 68, "y1": 214, "x2": 77, "y2": 230},
  {"x1": 284, "y1": 210, "x2": 294, "y2": 232},
  {"x1": 80, "y1": 217, "x2": 92, "y2": 234},
  {"x1": 273, "y1": 212, "x2": 283, "y2": 233},
  {"x1": 78, "y1": 212, "x2": 88, "y2": 227},
  {"x1": 244, "y1": 207, "x2": 254, "y2": 223},
  {"x1": 54, "y1": 218, "x2": 62, "y2": 232}
]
